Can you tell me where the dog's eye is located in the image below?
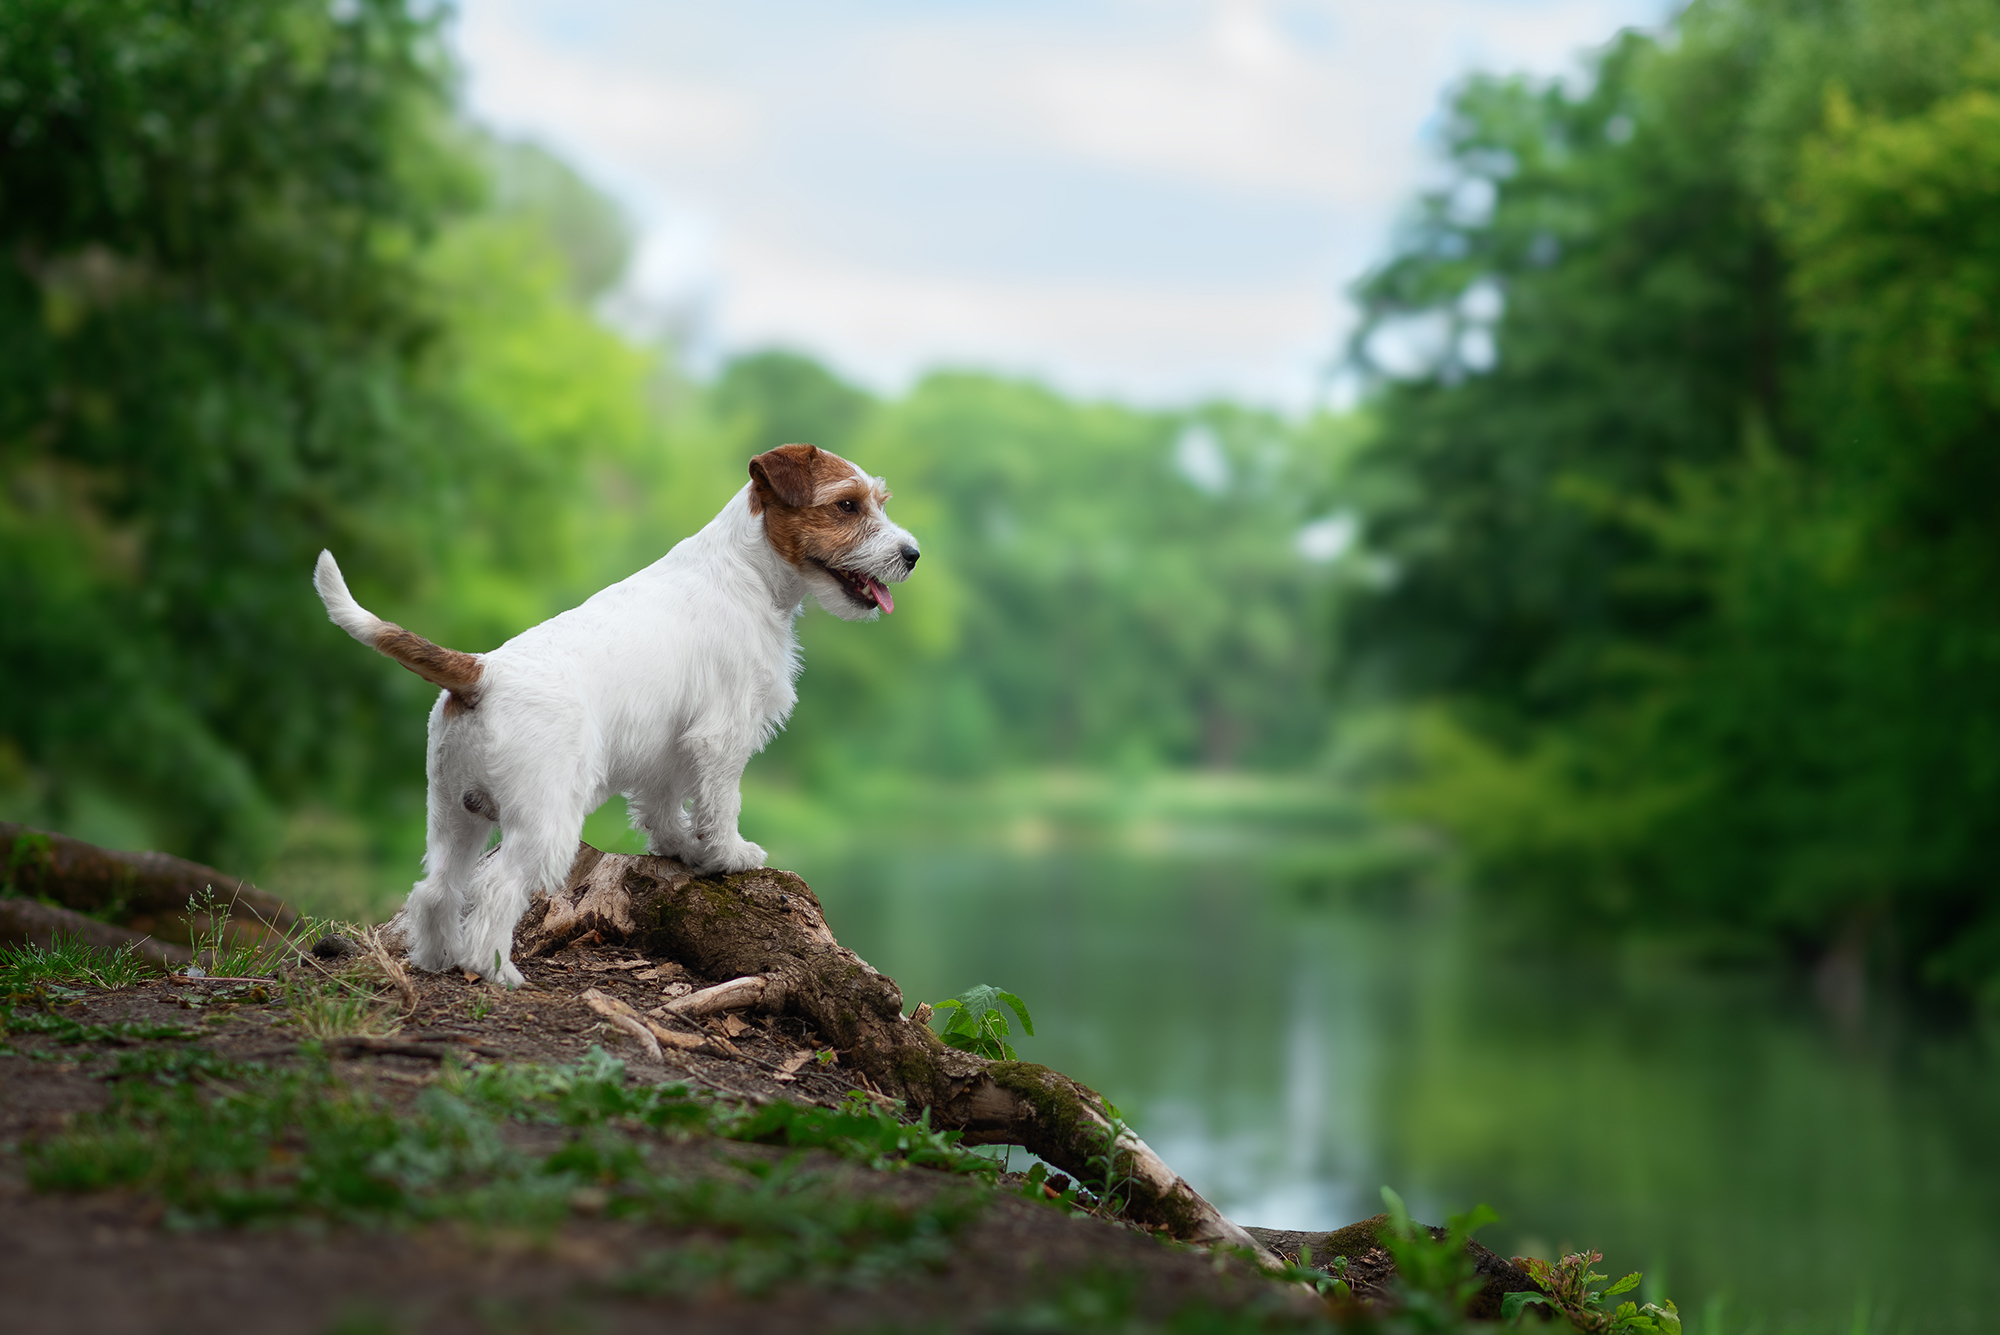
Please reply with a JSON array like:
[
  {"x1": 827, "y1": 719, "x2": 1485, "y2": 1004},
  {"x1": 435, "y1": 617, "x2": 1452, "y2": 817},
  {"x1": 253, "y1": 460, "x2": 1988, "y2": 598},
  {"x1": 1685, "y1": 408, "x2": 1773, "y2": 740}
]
[{"x1": 837, "y1": 499, "x2": 859, "y2": 514}]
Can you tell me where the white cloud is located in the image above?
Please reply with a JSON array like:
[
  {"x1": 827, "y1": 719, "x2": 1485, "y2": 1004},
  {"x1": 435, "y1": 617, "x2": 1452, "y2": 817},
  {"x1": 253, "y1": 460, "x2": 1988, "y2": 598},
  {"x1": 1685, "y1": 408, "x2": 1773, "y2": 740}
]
[
  {"x1": 711, "y1": 235, "x2": 1335, "y2": 405},
  {"x1": 457, "y1": 10, "x2": 757, "y2": 170},
  {"x1": 450, "y1": 0, "x2": 1671, "y2": 406}
]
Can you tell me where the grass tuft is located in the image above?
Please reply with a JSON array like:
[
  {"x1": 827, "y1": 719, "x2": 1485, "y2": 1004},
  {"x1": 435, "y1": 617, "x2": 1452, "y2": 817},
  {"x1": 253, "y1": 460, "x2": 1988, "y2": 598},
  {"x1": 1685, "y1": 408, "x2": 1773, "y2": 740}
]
[
  {"x1": 283, "y1": 975, "x2": 404, "y2": 1040},
  {"x1": 0, "y1": 935, "x2": 154, "y2": 992}
]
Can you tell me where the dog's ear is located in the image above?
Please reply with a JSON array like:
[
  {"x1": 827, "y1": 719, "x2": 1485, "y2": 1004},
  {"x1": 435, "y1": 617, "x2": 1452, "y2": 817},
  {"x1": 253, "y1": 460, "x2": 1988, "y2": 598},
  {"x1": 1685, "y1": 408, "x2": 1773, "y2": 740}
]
[{"x1": 748, "y1": 444, "x2": 821, "y2": 514}]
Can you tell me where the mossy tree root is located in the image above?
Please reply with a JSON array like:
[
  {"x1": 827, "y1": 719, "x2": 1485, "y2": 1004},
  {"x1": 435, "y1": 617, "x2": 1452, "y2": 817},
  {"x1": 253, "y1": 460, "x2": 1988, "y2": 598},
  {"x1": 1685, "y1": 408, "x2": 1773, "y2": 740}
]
[
  {"x1": 515, "y1": 845, "x2": 1274, "y2": 1257},
  {"x1": 0, "y1": 821, "x2": 300, "y2": 948}
]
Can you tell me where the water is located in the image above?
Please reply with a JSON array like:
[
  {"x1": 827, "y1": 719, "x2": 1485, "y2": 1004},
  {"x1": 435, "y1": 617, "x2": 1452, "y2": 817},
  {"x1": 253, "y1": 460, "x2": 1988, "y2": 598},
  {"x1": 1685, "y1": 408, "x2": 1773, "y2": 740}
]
[{"x1": 793, "y1": 844, "x2": 2000, "y2": 1335}]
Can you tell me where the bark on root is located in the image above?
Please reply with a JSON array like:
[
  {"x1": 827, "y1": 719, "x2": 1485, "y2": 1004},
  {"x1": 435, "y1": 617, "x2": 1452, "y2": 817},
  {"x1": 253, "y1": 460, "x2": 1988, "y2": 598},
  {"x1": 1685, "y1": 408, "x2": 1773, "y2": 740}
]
[
  {"x1": 517, "y1": 844, "x2": 1273, "y2": 1258},
  {"x1": 0, "y1": 822, "x2": 301, "y2": 949},
  {"x1": 0, "y1": 895, "x2": 192, "y2": 971}
]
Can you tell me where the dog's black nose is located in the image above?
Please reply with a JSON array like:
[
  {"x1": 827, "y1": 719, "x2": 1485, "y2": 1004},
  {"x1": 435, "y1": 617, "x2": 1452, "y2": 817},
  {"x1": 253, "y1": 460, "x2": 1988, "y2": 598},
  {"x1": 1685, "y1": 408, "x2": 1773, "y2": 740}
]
[{"x1": 900, "y1": 545, "x2": 921, "y2": 567}]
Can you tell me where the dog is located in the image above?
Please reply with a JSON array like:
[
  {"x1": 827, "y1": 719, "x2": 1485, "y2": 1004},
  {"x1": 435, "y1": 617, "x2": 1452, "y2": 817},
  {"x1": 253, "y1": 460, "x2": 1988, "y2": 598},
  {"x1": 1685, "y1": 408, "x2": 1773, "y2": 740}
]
[{"x1": 312, "y1": 443, "x2": 919, "y2": 987}]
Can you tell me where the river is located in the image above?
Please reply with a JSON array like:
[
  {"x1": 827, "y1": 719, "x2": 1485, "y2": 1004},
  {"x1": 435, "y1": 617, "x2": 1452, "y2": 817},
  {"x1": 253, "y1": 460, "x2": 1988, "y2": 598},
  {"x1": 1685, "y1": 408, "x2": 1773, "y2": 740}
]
[{"x1": 781, "y1": 839, "x2": 2000, "y2": 1335}]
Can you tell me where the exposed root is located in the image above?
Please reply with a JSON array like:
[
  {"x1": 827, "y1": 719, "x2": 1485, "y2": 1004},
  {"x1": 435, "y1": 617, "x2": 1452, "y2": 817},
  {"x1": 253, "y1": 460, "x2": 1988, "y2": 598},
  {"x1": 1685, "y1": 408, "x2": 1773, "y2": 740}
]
[
  {"x1": 519, "y1": 845, "x2": 1278, "y2": 1261},
  {"x1": 662, "y1": 975, "x2": 770, "y2": 1017},
  {"x1": 579, "y1": 987, "x2": 664, "y2": 1062}
]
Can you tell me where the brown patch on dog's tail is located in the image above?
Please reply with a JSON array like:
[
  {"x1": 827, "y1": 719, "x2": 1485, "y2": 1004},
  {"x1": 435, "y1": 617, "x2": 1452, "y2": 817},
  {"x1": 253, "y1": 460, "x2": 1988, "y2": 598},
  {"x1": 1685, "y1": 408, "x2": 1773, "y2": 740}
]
[
  {"x1": 313, "y1": 550, "x2": 484, "y2": 712},
  {"x1": 372, "y1": 626, "x2": 484, "y2": 709}
]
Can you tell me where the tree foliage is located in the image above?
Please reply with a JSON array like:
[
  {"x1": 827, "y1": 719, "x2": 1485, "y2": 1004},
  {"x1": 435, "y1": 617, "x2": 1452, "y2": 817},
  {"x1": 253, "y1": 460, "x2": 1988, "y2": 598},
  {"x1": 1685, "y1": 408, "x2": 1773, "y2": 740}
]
[
  {"x1": 1343, "y1": 0, "x2": 2000, "y2": 1002},
  {"x1": 0, "y1": 0, "x2": 474, "y2": 866}
]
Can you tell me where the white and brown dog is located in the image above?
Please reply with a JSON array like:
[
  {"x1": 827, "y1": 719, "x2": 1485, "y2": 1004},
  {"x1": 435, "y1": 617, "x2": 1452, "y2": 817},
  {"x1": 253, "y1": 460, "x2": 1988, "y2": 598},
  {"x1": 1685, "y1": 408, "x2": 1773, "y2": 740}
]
[{"x1": 313, "y1": 444, "x2": 919, "y2": 987}]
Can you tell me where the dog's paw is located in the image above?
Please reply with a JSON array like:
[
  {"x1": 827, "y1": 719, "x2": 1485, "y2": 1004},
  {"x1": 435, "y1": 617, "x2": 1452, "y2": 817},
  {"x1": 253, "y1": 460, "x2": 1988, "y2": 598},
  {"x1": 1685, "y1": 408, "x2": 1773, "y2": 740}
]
[
  {"x1": 406, "y1": 937, "x2": 456, "y2": 974},
  {"x1": 461, "y1": 947, "x2": 525, "y2": 989},
  {"x1": 483, "y1": 958, "x2": 526, "y2": 990},
  {"x1": 697, "y1": 837, "x2": 767, "y2": 874}
]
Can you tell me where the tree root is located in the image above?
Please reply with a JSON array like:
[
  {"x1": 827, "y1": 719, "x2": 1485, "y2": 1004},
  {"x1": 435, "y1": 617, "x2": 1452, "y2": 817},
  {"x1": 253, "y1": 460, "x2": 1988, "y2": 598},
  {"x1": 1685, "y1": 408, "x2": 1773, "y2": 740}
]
[
  {"x1": 0, "y1": 895, "x2": 192, "y2": 971},
  {"x1": 0, "y1": 822, "x2": 300, "y2": 949},
  {"x1": 516, "y1": 844, "x2": 1276, "y2": 1259}
]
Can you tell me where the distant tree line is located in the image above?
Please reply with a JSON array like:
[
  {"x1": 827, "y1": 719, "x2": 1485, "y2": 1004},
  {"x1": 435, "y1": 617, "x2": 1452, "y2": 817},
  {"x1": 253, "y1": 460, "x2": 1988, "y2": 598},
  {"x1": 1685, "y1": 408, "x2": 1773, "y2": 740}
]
[{"x1": 1339, "y1": 0, "x2": 2000, "y2": 1005}]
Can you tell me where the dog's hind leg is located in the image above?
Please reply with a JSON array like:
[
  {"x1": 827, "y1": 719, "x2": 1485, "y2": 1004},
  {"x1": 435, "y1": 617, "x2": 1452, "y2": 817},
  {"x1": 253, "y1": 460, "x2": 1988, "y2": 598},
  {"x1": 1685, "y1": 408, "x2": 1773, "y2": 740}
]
[
  {"x1": 457, "y1": 810, "x2": 580, "y2": 989},
  {"x1": 404, "y1": 796, "x2": 488, "y2": 974}
]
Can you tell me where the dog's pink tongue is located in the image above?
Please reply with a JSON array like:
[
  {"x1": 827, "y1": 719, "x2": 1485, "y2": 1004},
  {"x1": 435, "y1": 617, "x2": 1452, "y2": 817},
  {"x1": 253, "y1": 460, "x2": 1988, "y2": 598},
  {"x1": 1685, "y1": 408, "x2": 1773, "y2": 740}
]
[{"x1": 867, "y1": 578, "x2": 895, "y2": 614}]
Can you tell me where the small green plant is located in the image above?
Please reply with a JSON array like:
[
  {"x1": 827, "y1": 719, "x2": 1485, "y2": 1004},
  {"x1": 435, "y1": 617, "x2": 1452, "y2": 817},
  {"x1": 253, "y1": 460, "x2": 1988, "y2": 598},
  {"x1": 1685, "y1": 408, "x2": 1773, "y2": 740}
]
[
  {"x1": 1504, "y1": 1250, "x2": 1682, "y2": 1333},
  {"x1": 1379, "y1": 1187, "x2": 1497, "y2": 1330},
  {"x1": 1017, "y1": 1160, "x2": 1083, "y2": 1211},
  {"x1": 929, "y1": 983, "x2": 1034, "y2": 1061},
  {"x1": 718, "y1": 1090, "x2": 997, "y2": 1176},
  {"x1": 1083, "y1": 1102, "x2": 1140, "y2": 1216},
  {"x1": 181, "y1": 889, "x2": 327, "y2": 978},
  {"x1": 0, "y1": 936, "x2": 152, "y2": 991},
  {"x1": 1271, "y1": 1245, "x2": 1351, "y2": 1300},
  {"x1": 468, "y1": 994, "x2": 494, "y2": 1021}
]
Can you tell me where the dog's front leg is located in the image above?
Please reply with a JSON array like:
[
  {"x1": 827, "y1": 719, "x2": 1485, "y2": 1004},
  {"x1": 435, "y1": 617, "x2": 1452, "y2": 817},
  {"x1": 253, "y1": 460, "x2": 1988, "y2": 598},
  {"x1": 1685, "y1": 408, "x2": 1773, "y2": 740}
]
[
  {"x1": 627, "y1": 787, "x2": 695, "y2": 861},
  {"x1": 681, "y1": 732, "x2": 767, "y2": 874}
]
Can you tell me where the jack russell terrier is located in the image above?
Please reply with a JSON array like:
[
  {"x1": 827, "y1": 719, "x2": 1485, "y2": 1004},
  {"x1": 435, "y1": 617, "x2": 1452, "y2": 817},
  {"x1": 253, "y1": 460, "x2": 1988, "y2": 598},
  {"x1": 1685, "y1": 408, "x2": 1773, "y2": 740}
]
[{"x1": 313, "y1": 444, "x2": 919, "y2": 987}]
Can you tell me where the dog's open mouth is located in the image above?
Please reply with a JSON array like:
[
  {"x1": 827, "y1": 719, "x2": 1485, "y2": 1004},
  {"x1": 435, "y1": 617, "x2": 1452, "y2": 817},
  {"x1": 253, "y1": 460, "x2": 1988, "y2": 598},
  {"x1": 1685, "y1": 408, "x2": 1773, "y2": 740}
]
[{"x1": 822, "y1": 563, "x2": 895, "y2": 614}]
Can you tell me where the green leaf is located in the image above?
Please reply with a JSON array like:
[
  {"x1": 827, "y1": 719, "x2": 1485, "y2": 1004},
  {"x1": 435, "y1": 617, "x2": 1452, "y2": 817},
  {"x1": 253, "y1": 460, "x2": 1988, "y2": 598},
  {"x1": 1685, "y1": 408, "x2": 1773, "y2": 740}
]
[
  {"x1": 998, "y1": 989, "x2": 1035, "y2": 1038},
  {"x1": 1604, "y1": 1272, "x2": 1642, "y2": 1298},
  {"x1": 1380, "y1": 1185, "x2": 1412, "y2": 1237},
  {"x1": 1448, "y1": 1202, "x2": 1498, "y2": 1237},
  {"x1": 953, "y1": 983, "x2": 1003, "y2": 1017},
  {"x1": 1502, "y1": 1291, "x2": 1554, "y2": 1322}
]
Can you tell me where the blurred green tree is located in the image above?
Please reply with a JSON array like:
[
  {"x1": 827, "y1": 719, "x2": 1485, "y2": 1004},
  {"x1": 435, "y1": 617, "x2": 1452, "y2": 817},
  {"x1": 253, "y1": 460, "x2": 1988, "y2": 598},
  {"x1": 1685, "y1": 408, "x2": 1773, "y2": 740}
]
[
  {"x1": 0, "y1": 0, "x2": 479, "y2": 866},
  {"x1": 1341, "y1": 0, "x2": 2000, "y2": 1002},
  {"x1": 738, "y1": 368, "x2": 1353, "y2": 784}
]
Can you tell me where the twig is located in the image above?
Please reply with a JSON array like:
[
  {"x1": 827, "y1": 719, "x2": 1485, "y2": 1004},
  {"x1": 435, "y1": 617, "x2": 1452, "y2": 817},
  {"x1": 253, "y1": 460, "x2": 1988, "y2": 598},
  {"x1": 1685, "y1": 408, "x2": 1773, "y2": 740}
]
[
  {"x1": 579, "y1": 988, "x2": 664, "y2": 1061},
  {"x1": 361, "y1": 926, "x2": 419, "y2": 1015},
  {"x1": 661, "y1": 974, "x2": 768, "y2": 1017}
]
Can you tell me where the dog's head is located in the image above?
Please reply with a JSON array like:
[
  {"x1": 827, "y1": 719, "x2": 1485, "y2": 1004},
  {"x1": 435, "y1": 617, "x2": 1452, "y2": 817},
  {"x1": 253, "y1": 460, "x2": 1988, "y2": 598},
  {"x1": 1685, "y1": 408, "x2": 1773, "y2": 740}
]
[{"x1": 748, "y1": 444, "x2": 920, "y2": 621}]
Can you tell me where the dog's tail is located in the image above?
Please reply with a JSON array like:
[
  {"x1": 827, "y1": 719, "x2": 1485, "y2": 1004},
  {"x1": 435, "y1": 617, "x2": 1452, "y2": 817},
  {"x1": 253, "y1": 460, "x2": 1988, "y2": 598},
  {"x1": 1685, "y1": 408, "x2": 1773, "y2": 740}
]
[{"x1": 314, "y1": 550, "x2": 484, "y2": 710}]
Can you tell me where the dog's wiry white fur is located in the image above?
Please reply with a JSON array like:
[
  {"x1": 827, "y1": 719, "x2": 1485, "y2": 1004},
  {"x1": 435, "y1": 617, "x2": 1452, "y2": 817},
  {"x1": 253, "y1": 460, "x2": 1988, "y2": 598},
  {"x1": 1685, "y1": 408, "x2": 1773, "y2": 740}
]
[{"x1": 314, "y1": 448, "x2": 918, "y2": 987}]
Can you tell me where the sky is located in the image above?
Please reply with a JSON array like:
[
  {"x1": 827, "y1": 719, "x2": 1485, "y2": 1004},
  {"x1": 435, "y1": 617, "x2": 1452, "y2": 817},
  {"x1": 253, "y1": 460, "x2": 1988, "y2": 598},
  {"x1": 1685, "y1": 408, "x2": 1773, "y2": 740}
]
[{"x1": 454, "y1": 0, "x2": 1672, "y2": 408}]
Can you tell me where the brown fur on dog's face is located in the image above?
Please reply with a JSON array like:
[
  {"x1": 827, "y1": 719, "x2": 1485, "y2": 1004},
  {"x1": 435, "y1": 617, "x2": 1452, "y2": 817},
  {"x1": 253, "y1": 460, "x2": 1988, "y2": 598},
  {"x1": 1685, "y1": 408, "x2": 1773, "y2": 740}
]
[{"x1": 747, "y1": 443, "x2": 916, "y2": 620}]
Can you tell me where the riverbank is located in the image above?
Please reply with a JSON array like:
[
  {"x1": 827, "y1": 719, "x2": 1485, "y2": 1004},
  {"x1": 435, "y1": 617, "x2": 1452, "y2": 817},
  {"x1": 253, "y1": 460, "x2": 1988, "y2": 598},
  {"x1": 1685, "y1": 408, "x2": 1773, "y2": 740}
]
[{"x1": 0, "y1": 939, "x2": 1320, "y2": 1334}]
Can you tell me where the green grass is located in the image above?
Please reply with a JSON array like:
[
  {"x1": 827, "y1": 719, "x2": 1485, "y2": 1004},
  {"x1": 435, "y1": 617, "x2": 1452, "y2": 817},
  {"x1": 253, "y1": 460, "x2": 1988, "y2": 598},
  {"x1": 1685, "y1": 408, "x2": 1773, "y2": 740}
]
[
  {"x1": 26, "y1": 1047, "x2": 994, "y2": 1293},
  {"x1": 279, "y1": 961, "x2": 407, "y2": 1040},
  {"x1": 0, "y1": 937, "x2": 214, "y2": 1053},
  {"x1": 616, "y1": 1163, "x2": 983, "y2": 1297},
  {"x1": 0, "y1": 935, "x2": 154, "y2": 991},
  {"x1": 985, "y1": 1269, "x2": 1339, "y2": 1334},
  {"x1": 181, "y1": 888, "x2": 334, "y2": 979}
]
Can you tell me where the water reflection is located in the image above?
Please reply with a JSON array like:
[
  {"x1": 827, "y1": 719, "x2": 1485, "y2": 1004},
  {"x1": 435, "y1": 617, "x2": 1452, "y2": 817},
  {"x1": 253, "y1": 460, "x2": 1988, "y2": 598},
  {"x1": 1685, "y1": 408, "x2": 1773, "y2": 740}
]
[{"x1": 796, "y1": 845, "x2": 2000, "y2": 1335}]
